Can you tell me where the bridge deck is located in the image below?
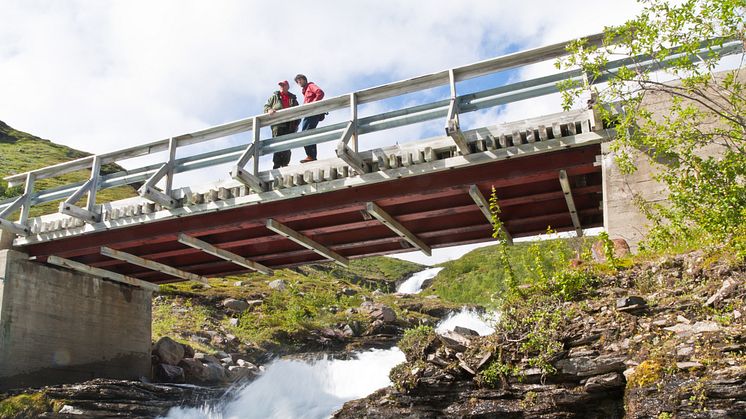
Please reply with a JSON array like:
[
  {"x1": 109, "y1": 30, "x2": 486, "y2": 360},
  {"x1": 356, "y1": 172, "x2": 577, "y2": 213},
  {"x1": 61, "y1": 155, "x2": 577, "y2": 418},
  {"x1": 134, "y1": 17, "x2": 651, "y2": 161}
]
[{"x1": 18, "y1": 110, "x2": 608, "y2": 284}]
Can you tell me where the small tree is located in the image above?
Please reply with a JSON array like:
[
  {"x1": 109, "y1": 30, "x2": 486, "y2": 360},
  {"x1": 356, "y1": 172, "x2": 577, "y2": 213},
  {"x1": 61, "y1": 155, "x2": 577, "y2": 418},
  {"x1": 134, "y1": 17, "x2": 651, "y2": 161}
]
[{"x1": 558, "y1": 0, "x2": 745, "y2": 254}]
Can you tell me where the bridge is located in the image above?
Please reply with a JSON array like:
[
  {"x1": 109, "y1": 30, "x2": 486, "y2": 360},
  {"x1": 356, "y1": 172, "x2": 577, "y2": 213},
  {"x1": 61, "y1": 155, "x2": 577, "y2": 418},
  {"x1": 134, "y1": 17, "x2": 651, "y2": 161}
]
[{"x1": 0, "y1": 34, "x2": 741, "y2": 389}]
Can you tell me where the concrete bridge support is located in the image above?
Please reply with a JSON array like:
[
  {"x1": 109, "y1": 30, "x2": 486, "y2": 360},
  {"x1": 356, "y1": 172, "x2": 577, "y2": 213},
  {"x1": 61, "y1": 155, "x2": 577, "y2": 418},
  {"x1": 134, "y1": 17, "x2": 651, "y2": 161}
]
[{"x1": 0, "y1": 247, "x2": 152, "y2": 391}]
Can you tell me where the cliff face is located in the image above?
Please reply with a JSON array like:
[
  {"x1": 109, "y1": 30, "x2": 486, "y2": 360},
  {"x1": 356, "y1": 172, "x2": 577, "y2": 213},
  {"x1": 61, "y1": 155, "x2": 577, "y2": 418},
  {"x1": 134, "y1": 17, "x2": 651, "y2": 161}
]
[{"x1": 334, "y1": 250, "x2": 745, "y2": 418}]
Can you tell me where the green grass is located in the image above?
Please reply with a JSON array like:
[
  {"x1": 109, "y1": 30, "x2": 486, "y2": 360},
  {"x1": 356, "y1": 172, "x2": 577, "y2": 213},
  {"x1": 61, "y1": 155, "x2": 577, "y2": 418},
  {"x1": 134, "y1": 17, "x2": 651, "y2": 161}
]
[
  {"x1": 0, "y1": 392, "x2": 59, "y2": 418},
  {"x1": 424, "y1": 237, "x2": 592, "y2": 307},
  {"x1": 153, "y1": 256, "x2": 427, "y2": 350}
]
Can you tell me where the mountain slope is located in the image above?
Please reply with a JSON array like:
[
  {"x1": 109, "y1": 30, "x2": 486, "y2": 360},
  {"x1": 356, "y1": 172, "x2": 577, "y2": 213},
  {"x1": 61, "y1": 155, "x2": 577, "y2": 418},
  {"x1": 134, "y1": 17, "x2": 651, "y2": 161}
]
[{"x1": 0, "y1": 120, "x2": 137, "y2": 217}]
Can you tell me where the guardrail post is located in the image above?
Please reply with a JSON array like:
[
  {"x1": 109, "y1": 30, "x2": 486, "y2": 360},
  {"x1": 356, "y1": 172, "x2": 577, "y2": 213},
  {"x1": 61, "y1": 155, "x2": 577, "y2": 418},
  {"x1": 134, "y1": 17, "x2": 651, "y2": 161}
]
[
  {"x1": 230, "y1": 117, "x2": 266, "y2": 193},
  {"x1": 445, "y1": 69, "x2": 471, "y2": 155},
  {"x1": 165, "y1": 138, "x2": 177, "y2": 195},
  {"x1": 19, "y1": 172, "x2": 35, "y2": 225},
  {"x1": 350, "y1": 92, "x2": 358, "y2": 153},
  {"x1": 335, "y1": 93, "x2": 367, "y2": 174}
]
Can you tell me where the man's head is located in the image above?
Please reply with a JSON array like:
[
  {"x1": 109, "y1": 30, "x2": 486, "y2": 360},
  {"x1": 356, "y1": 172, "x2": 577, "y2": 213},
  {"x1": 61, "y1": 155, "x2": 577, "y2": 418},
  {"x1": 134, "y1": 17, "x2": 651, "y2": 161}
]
[
  {"x1": 278, "y1": 80, "x2": 289, "y2": 93},
  {"x1": 294, "y1": 74, "x2": 308, "y2": 88}
]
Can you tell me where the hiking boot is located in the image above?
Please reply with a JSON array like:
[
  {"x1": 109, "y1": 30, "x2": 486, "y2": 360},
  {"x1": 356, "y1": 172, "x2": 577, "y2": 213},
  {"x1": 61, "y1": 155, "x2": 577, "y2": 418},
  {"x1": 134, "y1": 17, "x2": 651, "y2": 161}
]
[{"x1": 300, "y1": 156, "x2": 316, "y2": 163}]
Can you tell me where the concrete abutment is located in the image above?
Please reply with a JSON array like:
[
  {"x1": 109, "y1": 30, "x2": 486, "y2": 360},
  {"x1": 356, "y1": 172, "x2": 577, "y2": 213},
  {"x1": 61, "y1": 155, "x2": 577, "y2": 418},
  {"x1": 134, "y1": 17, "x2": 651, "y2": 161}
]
[{"x1": 0, "y1": 249, "x2": 152, "y2": 391}]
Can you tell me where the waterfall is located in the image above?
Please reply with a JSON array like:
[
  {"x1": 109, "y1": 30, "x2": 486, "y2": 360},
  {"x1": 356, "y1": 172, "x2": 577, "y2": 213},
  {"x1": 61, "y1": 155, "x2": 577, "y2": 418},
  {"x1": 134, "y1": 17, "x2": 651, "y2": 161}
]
[
  {"x1": 396, "y1": 267, "x2": 443, "y2": 294},
  {"x1": 163, "y1": 268, "x2": 499, "y2": 419},
  {"x1": 435, "y1": 308, "x2": 498, "y2": 336},
  {"x1": 163, "y1": 348, "x2": 405, "y2": 419}
]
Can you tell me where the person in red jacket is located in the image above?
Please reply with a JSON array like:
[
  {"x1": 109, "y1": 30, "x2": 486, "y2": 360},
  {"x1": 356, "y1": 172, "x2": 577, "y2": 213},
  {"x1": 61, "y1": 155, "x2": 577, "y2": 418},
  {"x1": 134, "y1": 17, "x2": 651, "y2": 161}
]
[{"x1": 294, "y1": 74, "x2": 325, "y2": 163}]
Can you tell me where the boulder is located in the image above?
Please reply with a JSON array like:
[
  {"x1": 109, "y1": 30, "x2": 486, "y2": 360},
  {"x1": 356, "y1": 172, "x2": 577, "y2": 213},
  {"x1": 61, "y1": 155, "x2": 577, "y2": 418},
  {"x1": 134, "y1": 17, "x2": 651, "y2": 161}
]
[
  {"x1": 268, "y1": 279, "x2": 287, "y2": 290},
  {"x1": 202, "y1": 362, "x2": 228, "y2": 383},
  {"x1": 584, "y1": 372, "x2": 625, "y2": 392},
  {"x1": 228, "y1": 365, "x2": 257, "y2": 381},
  {"x1": 178, "y1": 358, "x2": 210, "y2": 383},
  {"x1": 454, "y1": 326, "x2": 479, "y2": 337},
  {"x1": 370, "y1": 306, "x2": 397, "y2": 323},
  {"x1": 155, "y1": 363, "x2": 185, "y2": 383},
  {"x1": 153, "y1": 337, "x2": 185, "y2": 366},
  {"x1": 194, "y1": 353, "x2": 222, "y2": 365},
  {"x1": 222, "y1": 298, "x2": 250, "y2": 313},
  {"x1": 555, "y1": 354, "x2": 626, "y2": 377},
  {"x1": 180, "y1": 343, "x2": 195, "y2": 359},
  {"x1": 437, "y1": 330, "x2": 473, "y2": 352}
]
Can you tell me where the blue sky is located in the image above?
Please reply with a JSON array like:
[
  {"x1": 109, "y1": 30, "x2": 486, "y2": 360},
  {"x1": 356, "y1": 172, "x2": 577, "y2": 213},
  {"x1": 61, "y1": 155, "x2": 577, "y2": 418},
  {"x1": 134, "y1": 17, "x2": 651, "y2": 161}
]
[{"x1": 0, "y1": 0, "x2": 643, "y2": 264}]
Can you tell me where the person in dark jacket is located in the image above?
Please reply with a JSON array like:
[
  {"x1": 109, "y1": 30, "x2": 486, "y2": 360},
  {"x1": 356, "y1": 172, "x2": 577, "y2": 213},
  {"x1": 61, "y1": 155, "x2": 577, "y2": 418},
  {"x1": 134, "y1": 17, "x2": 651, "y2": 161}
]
[
  {"x1": 264, "y1": 80, "x2": 300, "y2": 169},
  {"x1": 294, "y1": 74, "x2": 325, "y2": 163}
]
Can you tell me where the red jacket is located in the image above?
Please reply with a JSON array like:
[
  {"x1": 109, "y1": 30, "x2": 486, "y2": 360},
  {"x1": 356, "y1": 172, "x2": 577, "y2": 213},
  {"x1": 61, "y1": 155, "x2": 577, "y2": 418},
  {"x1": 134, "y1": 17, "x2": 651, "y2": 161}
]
[{"x1": 301, "y1": 82, "x2": 324, "y2": 104}]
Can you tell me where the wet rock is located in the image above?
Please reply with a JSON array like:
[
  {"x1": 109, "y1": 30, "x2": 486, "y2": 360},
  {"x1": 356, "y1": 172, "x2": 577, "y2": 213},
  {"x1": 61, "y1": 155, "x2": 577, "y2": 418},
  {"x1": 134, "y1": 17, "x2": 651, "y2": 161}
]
[
  {"x1": 222, "y1": 298, "x2": 250, "y2": 312},
  {"x1": 228, "y1": 365, "x2": 258, "y2": 381},
  {"x1": 194, "y1": 353, "x2": 222, "y2": 365},
  {"x1": 437, "y1": 330, "x2": 472, "y2": 352},
  {"x1": 155, "y1": 363, "x2": 185, "y2": 383},
  {"x1": 178, "y1": 358, "x2": 210, "y2": 383},
  {"x1": 153, "y1": 337, "x2": 185, "y2": 366},
  {"x1": 453, "y1": 326, "x2": 479, "y2": 337},
  {"x1": 180, "y1": 342, "x2": 195, "y2": 359},
  {"x1": 268, "y1": 279, "x2": 287, "y2": 290},
  {"x1": 584, "y1": 372, "x2": 624, "y2": 392}
]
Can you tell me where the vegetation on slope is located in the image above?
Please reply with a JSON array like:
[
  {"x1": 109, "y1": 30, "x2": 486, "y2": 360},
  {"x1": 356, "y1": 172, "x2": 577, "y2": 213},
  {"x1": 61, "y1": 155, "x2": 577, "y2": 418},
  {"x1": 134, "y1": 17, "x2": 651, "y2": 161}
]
[
  {"x1": 152, "y1": 257, "x2": 461, "y2": 355},
  {"x1": 559, "y1": 0, "x2": 746, "y2": 256},
  {"x1": 0, "y1": 120, "x2": 137, "y2": 216}
]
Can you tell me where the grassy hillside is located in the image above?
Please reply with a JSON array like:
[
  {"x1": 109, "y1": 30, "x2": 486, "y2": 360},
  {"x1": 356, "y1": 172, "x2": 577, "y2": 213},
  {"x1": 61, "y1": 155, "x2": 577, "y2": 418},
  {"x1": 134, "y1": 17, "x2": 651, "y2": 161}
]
[
  {"x1": 423, "y1": 237, "x2": 595, "y2": 307},
  {"x1": 152, "y1": 257, "x2": 459, "y2": 354},
  {"x1": 0, "y1": 120, "x2": 137, "y2": 217}
]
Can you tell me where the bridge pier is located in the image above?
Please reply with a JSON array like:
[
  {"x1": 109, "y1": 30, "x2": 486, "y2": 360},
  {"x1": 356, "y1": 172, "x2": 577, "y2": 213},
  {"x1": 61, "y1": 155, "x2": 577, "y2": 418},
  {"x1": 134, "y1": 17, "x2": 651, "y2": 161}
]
[{"x1": 0, "y1": 249, "x2": 152, "y2": 391}]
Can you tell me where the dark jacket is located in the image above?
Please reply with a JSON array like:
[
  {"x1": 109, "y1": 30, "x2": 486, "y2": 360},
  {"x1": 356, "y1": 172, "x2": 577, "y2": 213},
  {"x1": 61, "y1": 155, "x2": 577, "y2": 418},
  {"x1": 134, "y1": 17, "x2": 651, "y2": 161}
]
[{"x1": 264, "y1": 91, "x2": 301, "y2": 136}]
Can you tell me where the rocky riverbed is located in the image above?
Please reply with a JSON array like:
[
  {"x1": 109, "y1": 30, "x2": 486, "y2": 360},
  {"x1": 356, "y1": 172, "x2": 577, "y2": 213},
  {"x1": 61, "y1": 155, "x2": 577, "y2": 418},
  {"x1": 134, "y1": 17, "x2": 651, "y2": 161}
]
[{"x1": 334, "y1": 251, "x2": 746, "y2": 418}]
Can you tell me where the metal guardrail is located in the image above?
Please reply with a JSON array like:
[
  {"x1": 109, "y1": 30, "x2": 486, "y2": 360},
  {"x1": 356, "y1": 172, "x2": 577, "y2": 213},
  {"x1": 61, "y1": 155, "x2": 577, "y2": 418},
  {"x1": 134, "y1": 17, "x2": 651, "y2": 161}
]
[{"x1": 0, "y1": 34, "x2": 742, "y2": 236}]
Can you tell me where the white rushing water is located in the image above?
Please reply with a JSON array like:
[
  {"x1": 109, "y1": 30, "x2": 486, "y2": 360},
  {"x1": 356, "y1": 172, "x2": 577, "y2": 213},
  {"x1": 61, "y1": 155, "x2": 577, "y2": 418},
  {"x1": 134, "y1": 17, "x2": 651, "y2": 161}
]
[
  {"x1": 164, "y1": 267, "x2": 498, "y2": 419},
  {"x1": 396, "y1": 267, "x2": 443, "y2": 294},
  {"x1": 435, "y1": 308, "x2": 498, "y2": 336},
  {"x1": 164, "y1": 348, "x2": 405, "y2": 419}
]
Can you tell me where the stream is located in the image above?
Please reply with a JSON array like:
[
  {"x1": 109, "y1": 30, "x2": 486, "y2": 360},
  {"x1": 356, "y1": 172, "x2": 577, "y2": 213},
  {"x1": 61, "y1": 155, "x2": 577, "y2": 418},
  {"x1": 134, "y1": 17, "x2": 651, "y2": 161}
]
[{"x1": 164, "y1": 267, "x2": 496, "y2": 419}]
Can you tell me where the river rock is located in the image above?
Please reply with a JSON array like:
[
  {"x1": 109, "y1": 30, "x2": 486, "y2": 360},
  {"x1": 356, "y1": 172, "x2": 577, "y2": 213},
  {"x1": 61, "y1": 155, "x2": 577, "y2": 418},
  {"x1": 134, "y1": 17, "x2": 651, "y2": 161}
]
[
  {"x1": 179, "y1": 358, "x2": 210, "y2": 383},
  {"x1": 155, "y1": 363, "x2": 185, "y2": 383},
  {"x1": 228, "y1": 365, "x2": 257, "y2": 381},
  {"x1": 153, "y1": 337, "x2": 185, "y2": 366},
  {"x1": 180, "y1": 342, "x2": 195, "y2": 358},
  {"x1": 437, "y1": 330, "x2": 472, "y2": 352},
  {"x1": 454, "y1": 326, "x2": 479, "y2": 337},
  {"x1": 222, "y1": 298, "x2": 250, "y2": 312},
  {"x1": 194, "y1": 353, "x2": 222, "y2": 365}
]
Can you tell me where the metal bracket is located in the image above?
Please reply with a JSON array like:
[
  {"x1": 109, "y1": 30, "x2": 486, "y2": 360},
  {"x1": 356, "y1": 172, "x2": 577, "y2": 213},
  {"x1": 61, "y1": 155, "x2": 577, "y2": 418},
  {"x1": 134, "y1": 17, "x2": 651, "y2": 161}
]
[
  {"x1": 139, "y1": 138, "x2": 179, "y2": 208},
  {"x1": 230, "y1": 117, "x2": 266, "y2": 193},
  {"x1": 60, "y1": 156, "x2": 102, "y2": 223},
  {"x1": 335, "y1": 93, "x2": 367, "y2": 175}
]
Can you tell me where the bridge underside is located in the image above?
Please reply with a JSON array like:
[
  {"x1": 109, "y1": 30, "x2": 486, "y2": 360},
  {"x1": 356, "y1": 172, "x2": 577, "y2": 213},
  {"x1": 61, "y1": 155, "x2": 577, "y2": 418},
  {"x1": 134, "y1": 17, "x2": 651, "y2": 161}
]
[{"x1": 19, "y1": 144, "x2": 602, "y2": 284}]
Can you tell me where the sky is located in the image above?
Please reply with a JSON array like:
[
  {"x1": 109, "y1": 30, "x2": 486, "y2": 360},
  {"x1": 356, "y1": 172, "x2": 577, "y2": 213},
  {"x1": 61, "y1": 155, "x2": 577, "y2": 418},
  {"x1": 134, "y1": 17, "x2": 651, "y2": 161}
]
[{"x1": 0, "y1": 0, "x2": 644, "y2": 264}]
